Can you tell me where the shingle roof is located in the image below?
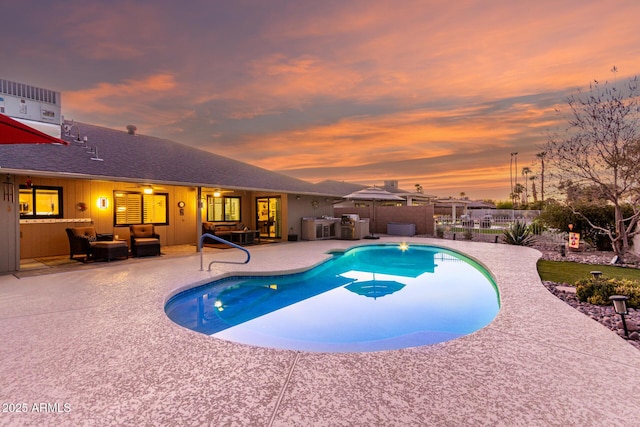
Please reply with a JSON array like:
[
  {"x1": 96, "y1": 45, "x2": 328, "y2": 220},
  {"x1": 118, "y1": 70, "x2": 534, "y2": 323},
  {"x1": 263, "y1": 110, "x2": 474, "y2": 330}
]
[{"x1": 0, "y1": 121, "x2": 339, "y2": 196}]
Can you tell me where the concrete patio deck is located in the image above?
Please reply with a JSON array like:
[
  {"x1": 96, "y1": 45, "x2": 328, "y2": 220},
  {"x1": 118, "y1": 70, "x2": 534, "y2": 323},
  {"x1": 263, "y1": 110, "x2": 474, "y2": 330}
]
[{"x1": 1, "y1": 237, "x2": 639, "y2": 426}]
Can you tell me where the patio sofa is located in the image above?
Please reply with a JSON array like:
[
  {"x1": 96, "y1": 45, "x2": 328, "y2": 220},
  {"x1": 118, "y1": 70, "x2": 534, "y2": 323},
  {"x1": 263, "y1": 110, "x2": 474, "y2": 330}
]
[
  {"x1": 129, "y1": 224, "x2": 161, "y2": 257},
  {"x1": 202, "y1": 222, "x2": 259, "y2": 245}
]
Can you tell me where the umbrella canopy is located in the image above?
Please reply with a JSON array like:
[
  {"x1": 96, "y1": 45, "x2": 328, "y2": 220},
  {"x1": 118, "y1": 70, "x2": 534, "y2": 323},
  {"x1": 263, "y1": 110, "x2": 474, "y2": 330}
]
[
  {"x1": 343, "y1": 186, "x2": 404, "y2": 201},
  {"x1": 0, "y1": 114, "x2": 68, "y2": 145},
  {"x1": 342, "y1": 187, "x2": 403, "y2": 238},
  {"x1": 345, "y1": 279, "x2": 405, "y2": 299}
]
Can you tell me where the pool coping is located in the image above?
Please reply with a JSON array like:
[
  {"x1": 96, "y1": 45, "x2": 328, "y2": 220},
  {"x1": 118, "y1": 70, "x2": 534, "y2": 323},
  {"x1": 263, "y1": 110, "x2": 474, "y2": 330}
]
[{"x1": 1, "y1": 237, "x2": 639, "y2": 426}]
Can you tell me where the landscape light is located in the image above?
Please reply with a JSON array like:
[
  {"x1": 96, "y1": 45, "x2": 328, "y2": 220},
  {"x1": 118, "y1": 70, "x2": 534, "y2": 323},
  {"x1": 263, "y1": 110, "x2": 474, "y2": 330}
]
[{"x1": 609, "y1": 295, "x2": 629, "y2": 338}]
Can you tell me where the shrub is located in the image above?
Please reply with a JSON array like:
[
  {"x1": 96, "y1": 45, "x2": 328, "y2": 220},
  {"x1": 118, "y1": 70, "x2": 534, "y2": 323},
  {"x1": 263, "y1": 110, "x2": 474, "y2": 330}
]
[
  {"x1": 575, "y1": 279, "x2": 616, "y2": 305},
  {"x1": 502, "y1": 221, "x2": 536, "y2": 246},
  {"x1": 436, "y1": 226, "x2": 444, "y2": 238},
  {"x1": 463, "y1": 228, "x2": 473, "y2": 240},
  {"x1": 575, "y1": 277, "x2": 640, "y2": 308},
  {"x1": 611, "y1": 279, "x2": 640, "y2": 308},
  {"x1": 529, "y1": 220, "x2": 546, "y2": 236}
]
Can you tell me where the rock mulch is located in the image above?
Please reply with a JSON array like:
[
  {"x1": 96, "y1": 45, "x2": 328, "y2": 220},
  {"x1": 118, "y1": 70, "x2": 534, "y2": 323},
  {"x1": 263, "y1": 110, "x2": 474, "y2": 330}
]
[
  {"x1": 543, "y1": 280, "x2": 640, "y2": 351},
  {"x1": 537, "y1": 244, "x2": 640, "y2": 351}
]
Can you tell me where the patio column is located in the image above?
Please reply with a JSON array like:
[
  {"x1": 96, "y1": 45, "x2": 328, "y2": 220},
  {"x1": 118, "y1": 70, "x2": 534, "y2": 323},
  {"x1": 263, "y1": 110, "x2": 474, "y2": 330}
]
[{"x1": 196, "y1": 186, "x2": 203, "y2": 252}]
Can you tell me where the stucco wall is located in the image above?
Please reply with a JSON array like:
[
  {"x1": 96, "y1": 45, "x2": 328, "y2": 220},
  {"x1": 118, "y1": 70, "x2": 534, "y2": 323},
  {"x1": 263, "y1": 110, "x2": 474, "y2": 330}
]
[{"x1": 335, "y1": 205, "x2": 435, "y2": 236}]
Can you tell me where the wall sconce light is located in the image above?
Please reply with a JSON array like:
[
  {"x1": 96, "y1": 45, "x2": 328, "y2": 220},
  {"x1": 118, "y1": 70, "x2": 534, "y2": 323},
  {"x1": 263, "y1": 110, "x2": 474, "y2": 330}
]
[
  {"x1": 97, "y1": 197, "x2": 109, "y2": 209},
  {"x1": 296, "y1": 195, "x2": 301, "y2": 200},
  {"x1": 609, "y1": 295, "x2": 629, "y2": 338},
  {"x1": 143, "y1": 187, "x2": 153, "y2": 194},
  {"x1": 213, "y1": 191, "x2": 221, "y2": 197}
]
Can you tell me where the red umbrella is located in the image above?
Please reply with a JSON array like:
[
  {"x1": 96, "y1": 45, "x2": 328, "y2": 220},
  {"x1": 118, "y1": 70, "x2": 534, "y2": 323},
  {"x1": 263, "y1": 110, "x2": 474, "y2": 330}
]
[{"x1": 0, "y1": 114, "x2": 68, "y2": 145}]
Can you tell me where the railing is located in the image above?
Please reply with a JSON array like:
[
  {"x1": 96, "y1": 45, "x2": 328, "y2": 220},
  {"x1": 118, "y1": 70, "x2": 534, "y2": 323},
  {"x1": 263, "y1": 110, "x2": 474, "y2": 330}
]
[{"x1": 199, "y1": 233, "x2": 250, "y2": 271}]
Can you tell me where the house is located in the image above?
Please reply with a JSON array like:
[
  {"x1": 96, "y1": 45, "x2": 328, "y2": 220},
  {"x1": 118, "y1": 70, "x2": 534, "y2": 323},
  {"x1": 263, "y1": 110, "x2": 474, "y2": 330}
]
[
  {"x1": 433, "y1": 197, "x2": 497, "y2": 219},
  {"x1": 0, "y1": 118, "x2": 340, "y2": 274},
  {"x1": 330, "y1": 180, "x2": 437, "y2": 208}
]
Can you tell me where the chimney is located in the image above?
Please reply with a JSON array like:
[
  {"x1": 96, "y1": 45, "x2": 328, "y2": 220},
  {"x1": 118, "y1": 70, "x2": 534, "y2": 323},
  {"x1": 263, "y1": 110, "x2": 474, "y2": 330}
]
[{"x1": 126, "y1": 125, "x2": 137, "y2": 135}]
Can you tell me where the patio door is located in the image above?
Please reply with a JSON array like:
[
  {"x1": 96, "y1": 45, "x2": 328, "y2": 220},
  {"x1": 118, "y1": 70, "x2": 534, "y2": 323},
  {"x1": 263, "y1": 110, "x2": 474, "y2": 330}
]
[{"x1": 256, "y1": 197, "x2": 281, "y2": 238}]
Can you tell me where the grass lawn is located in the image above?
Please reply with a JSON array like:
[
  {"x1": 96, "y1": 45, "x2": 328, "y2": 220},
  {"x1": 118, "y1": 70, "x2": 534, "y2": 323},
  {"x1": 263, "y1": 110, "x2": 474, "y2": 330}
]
[{"x1": 537, "y1": 259, "x2": 640, "y2": 285}]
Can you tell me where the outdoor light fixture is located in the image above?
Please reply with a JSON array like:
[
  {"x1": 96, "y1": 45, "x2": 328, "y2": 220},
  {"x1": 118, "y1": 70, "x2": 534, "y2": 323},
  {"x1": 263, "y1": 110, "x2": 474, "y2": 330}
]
[
  {"x1": 213, "y1": 191, "x2": 221, "y2": 197},
  {"x1": 143, "y1": 187, "x2": 153, "y2": 195},
  {"x1": 609, "y1": 295, "x2": 629, "y2": 338},
  {"x1": 97, "y1": 197, "x2": 109, "y2": 209}
]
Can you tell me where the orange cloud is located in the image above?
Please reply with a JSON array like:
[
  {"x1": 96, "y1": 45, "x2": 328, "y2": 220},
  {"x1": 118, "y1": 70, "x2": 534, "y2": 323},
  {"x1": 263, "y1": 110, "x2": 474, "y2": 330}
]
[{"x1": 63, "y1": 73, "x2": 181, "y2": 126}]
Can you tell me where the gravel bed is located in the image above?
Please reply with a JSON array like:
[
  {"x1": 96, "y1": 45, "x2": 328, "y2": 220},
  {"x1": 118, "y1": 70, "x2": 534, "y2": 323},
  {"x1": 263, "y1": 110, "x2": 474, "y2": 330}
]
[
  {"x1": 542, "y1": 280, "x2": 640, "y2": 351},
  {"x1": 538, "y1": 245, "x2": 640, "y2": 350}
]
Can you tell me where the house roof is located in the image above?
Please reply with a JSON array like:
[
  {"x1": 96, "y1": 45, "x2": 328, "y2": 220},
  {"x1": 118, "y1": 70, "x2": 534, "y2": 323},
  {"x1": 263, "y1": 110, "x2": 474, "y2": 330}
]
[{"x1": 0, "y1": 121, "x2": 339, "y2": 196}]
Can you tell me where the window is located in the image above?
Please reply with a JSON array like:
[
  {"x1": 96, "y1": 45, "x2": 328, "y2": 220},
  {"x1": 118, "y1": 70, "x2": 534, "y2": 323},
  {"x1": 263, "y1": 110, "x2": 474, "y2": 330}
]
[
  {"x1": 19, "y1": 185, "x2": 63, "y2": 219},
  {"x1": 114, "y1": 191, "x2": 168, "y2": 226},
  {"x1": 207, "y1": 196, "x2": 240, "y2": 222}
]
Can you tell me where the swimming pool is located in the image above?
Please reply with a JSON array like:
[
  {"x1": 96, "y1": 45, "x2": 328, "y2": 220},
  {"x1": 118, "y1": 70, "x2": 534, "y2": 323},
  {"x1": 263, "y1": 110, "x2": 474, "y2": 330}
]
[{"x1": 165, "y1": 244, "x2": 500, "y2": 352}]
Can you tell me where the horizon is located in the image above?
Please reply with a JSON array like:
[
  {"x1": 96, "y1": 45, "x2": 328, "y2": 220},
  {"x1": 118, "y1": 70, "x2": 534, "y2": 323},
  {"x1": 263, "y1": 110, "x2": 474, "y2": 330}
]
[{"x1": 3, "y1": 1, "x2": 640, "y2": 200}]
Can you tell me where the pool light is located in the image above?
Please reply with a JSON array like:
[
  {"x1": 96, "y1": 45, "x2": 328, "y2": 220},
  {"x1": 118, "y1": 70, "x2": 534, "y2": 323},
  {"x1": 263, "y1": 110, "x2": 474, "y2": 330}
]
[
  {"x1": 399, "y1": 242, "x2": 409, "y2": 251},
  {"x1": 609, "y1": 295, "x2": 629, "y2": 338}
]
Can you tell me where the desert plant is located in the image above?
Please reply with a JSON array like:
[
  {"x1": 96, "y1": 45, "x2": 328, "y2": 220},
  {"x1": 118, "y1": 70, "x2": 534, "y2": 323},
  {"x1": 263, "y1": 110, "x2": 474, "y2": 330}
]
[
  {"x1": 575, "y1": 278, "x2": 616, "y2": 305},
  {"x1": 612, "y1": 279, "x2": 640, "y2": 308},
  {"x1": 529, "y1": 220, "x2": 546, "y2": 236},
  {"x1": 463, "y1": 228, "x2": 473, "y2": 240},
  {"x1": 575, "y1": 277, "x2": 640, "y2": 308},
  {"x1": 502, "y1": 221, "x2": 536, "y2": 246}
]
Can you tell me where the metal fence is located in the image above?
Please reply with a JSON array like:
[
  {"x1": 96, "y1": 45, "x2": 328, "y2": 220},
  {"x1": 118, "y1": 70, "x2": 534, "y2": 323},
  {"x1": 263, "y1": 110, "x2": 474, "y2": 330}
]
[{"x1": 433, "y1": 212, "x2": 568, "y2": 246}]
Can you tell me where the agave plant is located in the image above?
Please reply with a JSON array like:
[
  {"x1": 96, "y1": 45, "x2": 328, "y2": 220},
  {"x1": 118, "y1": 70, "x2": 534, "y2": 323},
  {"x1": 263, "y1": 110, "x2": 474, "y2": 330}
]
[{"x1": 502, "y1": 221, "x2": 536, "y2": 246}]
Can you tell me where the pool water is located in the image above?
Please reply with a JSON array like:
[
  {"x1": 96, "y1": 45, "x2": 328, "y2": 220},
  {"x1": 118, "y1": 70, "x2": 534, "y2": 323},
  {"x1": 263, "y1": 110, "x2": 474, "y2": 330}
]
[{"x1": 165, "y1": 244, "x2": 500, "y2": 352}]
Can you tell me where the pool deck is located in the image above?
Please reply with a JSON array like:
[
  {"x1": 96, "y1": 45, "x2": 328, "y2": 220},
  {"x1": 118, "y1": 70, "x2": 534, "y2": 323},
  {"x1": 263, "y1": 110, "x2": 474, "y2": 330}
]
[{"x1": 1, "y1": 237, "x2": 640, "y2": 426}]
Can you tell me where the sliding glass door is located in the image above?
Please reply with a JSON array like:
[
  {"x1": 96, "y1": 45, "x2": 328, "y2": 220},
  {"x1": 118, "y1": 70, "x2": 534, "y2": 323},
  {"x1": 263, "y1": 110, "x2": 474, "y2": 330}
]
[{"x1": 256, "y1": 197, "x2": 281, "y2": 238}]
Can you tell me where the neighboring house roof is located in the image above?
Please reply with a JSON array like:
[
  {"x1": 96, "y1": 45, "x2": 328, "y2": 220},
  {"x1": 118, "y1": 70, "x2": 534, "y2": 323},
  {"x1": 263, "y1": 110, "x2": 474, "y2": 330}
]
[
  {"x1": 313, "y1": 180, "x2": 367, "y2": 196},
  {"x1": 0, "y1": 121, "x2": 339, "y2": 196},
  {"x1": 314, "y1": 179, "x2": 437, "y2": 201},
  {"x1": 434, "y1": 198, "x2": 496, "y2": 209}
]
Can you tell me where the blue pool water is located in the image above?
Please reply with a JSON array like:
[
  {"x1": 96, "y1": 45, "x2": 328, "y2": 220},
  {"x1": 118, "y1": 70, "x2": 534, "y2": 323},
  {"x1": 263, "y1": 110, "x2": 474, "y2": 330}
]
[{"x1": 165, "y1": 244, "x2": 500, "y2": 352}]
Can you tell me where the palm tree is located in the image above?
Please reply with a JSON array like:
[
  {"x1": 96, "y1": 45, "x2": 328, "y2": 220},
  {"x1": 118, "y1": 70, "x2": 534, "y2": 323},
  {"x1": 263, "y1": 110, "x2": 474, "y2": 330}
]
[
  {"x1": 521, "y1": 167, "x2": 531, "y2": 203},
  {"x1": 536, "y1": 152, "x2": 546, "y2": 202},
  {"x1": 512, "y1": 183, "x2": 525, "y2": 207},
  {"x1": 530, "y1": 175, "x2": 538, "y2": 203},
  {"x1": 510, "y1": 152, "x2": 518, "y2": 199}
]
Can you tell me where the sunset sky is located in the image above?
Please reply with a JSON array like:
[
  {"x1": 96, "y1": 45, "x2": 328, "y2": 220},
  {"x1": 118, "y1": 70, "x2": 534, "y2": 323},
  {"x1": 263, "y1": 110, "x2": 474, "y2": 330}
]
[{"x1": 3, "y1": 1, "x2": 640, "y2": 200}]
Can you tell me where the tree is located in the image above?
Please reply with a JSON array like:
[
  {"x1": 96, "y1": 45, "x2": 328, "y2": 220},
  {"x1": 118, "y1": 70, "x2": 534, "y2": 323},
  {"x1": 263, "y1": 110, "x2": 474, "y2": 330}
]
[
  {"x1": 536, "y1": 152, "x2": 546, "y2": 202},
  {"x1": 545, "y1": 74, "x2": 640, "y2": 260},
  {"x1": 521, "y1": 166, "x2": 531, "y2": 203},
  {"x1": 512, "y1": 183, "x2": 525, "y2": 207},
  {"x1": 530, "y1": 174, "x2": 538, "y2": 203}
]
